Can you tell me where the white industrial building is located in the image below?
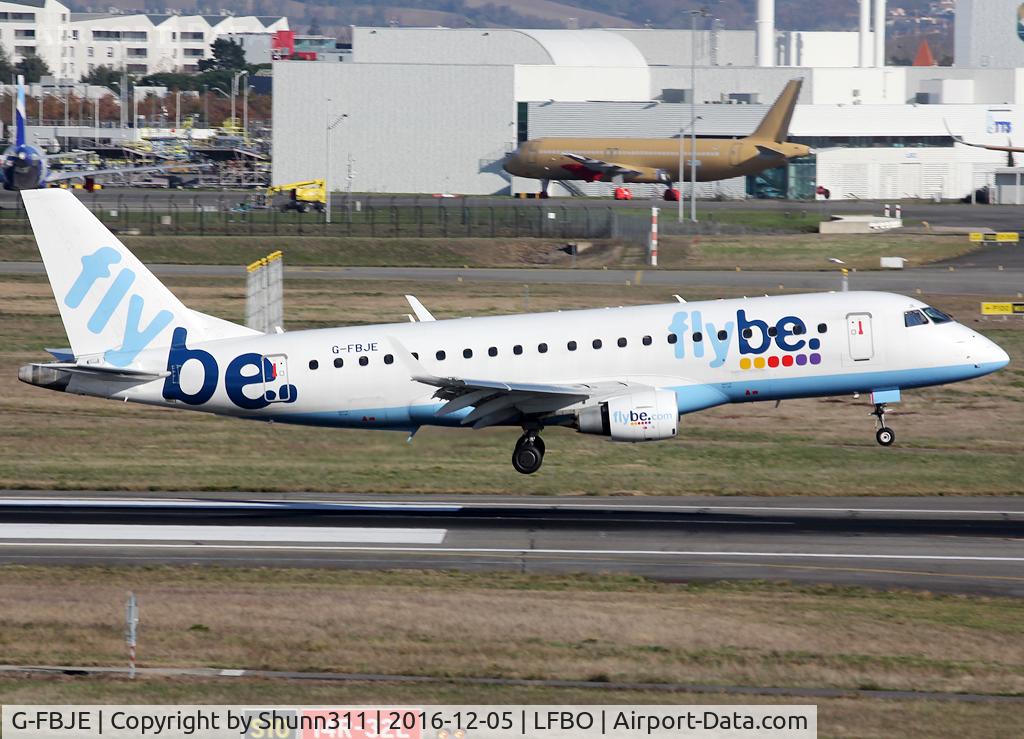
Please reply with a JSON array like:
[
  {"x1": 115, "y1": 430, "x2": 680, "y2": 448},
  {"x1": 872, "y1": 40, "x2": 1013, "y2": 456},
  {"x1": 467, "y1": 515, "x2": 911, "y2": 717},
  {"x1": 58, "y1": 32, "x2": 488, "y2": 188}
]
[
  {"x1": 0, "y1": 0, "x2": 287, "y2": 79},
  {"x1": 273, "y1": 1, "x2": 1024, "y2": 200}
]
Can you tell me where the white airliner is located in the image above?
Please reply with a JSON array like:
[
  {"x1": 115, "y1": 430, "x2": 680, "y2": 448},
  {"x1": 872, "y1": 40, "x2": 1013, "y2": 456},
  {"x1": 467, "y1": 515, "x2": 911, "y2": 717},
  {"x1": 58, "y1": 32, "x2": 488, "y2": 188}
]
[{"x1": 19, "y1": 189, "x2": 1009, "y2": 474}]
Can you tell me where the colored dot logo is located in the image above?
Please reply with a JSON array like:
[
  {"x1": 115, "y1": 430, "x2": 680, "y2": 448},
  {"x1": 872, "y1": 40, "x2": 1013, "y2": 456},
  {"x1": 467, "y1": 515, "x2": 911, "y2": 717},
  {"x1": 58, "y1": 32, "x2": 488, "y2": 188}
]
[{"x1": 741, "y1": 353, "x2": 821, "y2": 370}]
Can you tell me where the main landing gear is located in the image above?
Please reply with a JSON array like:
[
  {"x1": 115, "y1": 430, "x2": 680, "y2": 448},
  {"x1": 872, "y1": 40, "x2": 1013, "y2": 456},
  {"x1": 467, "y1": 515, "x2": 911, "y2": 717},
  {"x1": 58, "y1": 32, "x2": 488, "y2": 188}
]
[
  {"x1": 872, "y1": 403, "x2": 895, "y2": 446},
  {"x1": 512, "y1": 428, "x2": 546, "y2": 474}
]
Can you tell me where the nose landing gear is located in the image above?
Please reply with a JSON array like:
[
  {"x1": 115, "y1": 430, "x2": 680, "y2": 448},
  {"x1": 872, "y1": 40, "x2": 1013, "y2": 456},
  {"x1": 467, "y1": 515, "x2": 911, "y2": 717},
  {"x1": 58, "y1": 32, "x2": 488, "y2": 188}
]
[
  {"x1": 512, "y1": 429, "x2": 546, "y2": 474},
  {"x1": 872, "y1": 403, "x2": 895, "y2": 446}
]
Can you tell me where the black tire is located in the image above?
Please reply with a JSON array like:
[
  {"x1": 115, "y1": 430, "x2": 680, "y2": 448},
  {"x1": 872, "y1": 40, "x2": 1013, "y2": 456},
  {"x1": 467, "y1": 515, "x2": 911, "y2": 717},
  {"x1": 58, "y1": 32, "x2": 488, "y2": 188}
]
[
  {"x1": 512, "y1": 443, "x2": 543, "y2": 474},
  {"x1": 876, "y1": 428, "x2": 895, "y2": 446}
]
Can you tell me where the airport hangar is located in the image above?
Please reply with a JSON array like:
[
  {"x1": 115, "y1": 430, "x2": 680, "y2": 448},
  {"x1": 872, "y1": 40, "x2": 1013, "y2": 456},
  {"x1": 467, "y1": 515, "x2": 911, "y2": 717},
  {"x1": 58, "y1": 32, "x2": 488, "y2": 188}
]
[{"x1": 272, "y1": 10, "x2": 1024, "y2": 201}]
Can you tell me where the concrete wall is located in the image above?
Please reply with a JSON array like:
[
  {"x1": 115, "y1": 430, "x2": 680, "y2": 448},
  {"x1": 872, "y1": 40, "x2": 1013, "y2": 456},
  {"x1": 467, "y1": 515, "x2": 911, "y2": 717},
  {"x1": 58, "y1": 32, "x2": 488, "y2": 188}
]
[
  {"x1": 954, "y1": 0, "x2": 1024, "y2": 69},
  {"x1": 272, "y1": 61, "x2": 516, "y2": 195},
  {"x1": 778, "y1": 31, "x2": 863, "y2": 67},
  {"x1": 816, "y1": 145, "x2": 1005, "y2": 200},
  {"x1": 514, "y1": 65, "x2": 650, "y2": 102}
]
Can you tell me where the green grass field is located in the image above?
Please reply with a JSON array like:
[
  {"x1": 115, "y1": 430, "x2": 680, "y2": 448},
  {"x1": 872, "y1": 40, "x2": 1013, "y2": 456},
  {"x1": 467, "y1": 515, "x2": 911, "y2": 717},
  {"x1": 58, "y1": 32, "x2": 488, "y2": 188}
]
[{"x1": 2, "y1": 275, "x2": 1021, "y2": 495}]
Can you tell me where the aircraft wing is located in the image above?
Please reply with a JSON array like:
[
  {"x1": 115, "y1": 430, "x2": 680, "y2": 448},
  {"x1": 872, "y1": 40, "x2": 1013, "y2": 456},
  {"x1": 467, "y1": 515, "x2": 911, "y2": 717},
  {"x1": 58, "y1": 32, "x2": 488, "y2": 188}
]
[
  {"x1": 561, "y1": 152, "x2": 642, "y2": 178},
  {"x1": 388, "y1": 335, "x2": 642, "y2": 427},
  {"x1": 415, "y1": 373, "x2": 642, "y2": 428},
  {"x1": 755, "y1": 144, "x2": 787, "y2": 157},
  {"x1": 44, "y1": 163, "x2": 194, "y2": 183},
  {"x1": 944, "y1": 120, "x2": 1024, "y2": 153}
]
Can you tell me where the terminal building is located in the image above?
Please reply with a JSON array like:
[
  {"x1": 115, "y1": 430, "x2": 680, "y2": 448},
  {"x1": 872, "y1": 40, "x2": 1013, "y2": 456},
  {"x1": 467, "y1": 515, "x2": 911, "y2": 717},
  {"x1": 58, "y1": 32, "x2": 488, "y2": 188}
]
[
  {"x1": 0, "y1": 0, "x2": 287, "y2": 79},
  {"x1": 272, "y1": 1, "x2": 1024, "y2": 200}
]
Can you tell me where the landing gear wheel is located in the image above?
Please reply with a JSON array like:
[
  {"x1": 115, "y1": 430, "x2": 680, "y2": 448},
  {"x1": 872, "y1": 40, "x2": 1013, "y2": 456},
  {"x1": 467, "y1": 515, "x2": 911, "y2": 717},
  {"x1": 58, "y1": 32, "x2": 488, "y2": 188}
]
[
  {"x1": 512, "y1": 441, "x2": 544, "y2": 474},
  {"x1": 871, "y1": 402, "x2": 895, "y2": 446}
]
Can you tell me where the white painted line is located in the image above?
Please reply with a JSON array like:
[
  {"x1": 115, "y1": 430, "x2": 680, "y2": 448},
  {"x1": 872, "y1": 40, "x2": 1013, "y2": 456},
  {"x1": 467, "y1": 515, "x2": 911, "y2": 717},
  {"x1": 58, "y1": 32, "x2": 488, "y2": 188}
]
[
  {"x1": 219, "y1": 669, "x2": 246, "y2": 677},
  {"x1": 0, "y1": 498, "x2": 1018, "y2": 516},
  {"x1": 0, "y1": 499, "x2": 462, "y2": 511},
  {"x1": 0, "y1": 542, "x2": 1020, "y2": 562},
  {"x1": 0, "y1": 525, "x2": 446, "y2": 545}
]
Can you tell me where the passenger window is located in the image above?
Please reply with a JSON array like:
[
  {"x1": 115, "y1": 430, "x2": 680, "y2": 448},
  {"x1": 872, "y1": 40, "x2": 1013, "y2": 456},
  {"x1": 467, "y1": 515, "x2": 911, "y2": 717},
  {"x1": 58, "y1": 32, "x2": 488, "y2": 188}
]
[
  {"x1": 792, "y1": 324, "x2": 804, "y2": 335},
  {"x1": 617, "y1": 337, "x2": 627, "y2": 348},
  {"x1": 513, "y1": 345, "x2": 523, "y2": 355},
  {"x1": 717, "y1": 329, "x2": 728, "y2": 340},
  {"x1": 567, "y1": 340, "x2": 577, "y2": 351},
  {"x1": 904, "y1": 309, "x2": 929, "y2": 327},
  {"x1": 538, "y1": 343, "x2": 548, "y2": 353},
  {"x1": 436, "y1": 350, "x2": 446, "y2": 361},
  {"x1": 411, "y1": 352, "x2": 419, "y2": 360},
  {"x1": 488, "y1": 347, "x2": 498, "y2": 357},
  {"x1": 817, "y1": 323, "x2": 827, "y2": 333},
  {"x1": 642, "y1": 335, "x2": 652, "y2": 346},
  {"x1": 923, "y1": 306, "x2": 954, "y2": 324},
  {"x1": 592, "y1": 339, "x2": 603, "y2": 349},
  {"x1": 768, "y1": 326, "x2": 778, "y2": 337},
  {"x1": 384, "y1": 354, "x2": 394, "y2": 365},
  {"x1": 693, "y1": 332, "x2": 703, "y2": 342},
  {"x1": 333, "y1": 358, "x2": 343, "y2": 368},
  {"x1": 308, "y1": 359, "x2": 319, "y2": 370},
  {"x1": 463, "y1": 348, "x2": 473, "y2": 359},
  {"x1": 359, "y1": 356, "x2": 368, "y2": 366},
  {"x1": 742, "y1": 328, "x2": 753, "y2": 339},
  {"x1": 667, "y1": 334, "x2": 677, "y2": 345}
]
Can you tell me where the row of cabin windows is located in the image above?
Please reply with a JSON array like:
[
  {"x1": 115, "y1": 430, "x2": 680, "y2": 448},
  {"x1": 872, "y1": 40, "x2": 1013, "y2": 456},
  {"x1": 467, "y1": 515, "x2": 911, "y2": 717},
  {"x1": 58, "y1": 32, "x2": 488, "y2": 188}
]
[{"x1": 305, "y1": 323, "x2": 828, "y2": 370}]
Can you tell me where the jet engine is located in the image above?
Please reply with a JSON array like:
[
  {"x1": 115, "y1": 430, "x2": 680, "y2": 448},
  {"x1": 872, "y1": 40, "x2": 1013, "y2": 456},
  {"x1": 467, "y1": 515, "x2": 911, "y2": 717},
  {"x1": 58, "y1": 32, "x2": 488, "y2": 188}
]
[{"x1": 575, "y1": 389, "x2": 679, "y2": 442}]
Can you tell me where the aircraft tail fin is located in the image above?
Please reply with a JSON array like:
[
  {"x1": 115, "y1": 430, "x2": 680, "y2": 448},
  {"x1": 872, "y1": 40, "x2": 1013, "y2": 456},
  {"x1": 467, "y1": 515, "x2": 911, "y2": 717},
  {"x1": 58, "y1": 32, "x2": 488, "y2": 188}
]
[
  {"x1": 22, "y1": 188, "x2": 257, "y2": 367},
  {"x1": 15, "y1": 74, "x2": 25, "y2": 147},
  {"x1": 750, "y1": 78, "x2": 802, "y2": 143}
]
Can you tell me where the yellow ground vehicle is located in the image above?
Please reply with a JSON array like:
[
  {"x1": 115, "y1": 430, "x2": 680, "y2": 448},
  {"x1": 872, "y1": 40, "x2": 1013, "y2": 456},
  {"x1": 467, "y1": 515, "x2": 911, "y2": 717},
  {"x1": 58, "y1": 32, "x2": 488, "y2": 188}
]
[{"x1": 264, "y1": 179, "x2": 326, "y2": 213}]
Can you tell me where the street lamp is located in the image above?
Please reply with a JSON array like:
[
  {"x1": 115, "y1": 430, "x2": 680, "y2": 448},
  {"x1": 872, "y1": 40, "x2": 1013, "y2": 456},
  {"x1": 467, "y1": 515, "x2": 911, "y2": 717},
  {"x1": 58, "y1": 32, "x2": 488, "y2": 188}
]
[
  {"x1": 678, "y1": 116, "x2": 702, "y2": 224},
  {"x1": 231, "y1": 70, "x2": 248, "y2": 133},
  {"x1": 324, "y1": 97, "x2": 348, "y2": 224},
  {"x1": 210, "y1": 86, "x2": 230, "y2": 128},
  {"x1": 683, "y1": 7, "x2": 710, "y2": 224}
]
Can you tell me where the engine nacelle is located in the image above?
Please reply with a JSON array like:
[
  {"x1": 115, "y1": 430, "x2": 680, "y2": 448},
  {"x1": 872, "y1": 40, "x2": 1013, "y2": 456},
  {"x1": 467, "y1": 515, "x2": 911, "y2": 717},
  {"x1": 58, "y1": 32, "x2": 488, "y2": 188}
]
[{"x1": 576, "y1": 389, "x2": 679, "y2": 442}]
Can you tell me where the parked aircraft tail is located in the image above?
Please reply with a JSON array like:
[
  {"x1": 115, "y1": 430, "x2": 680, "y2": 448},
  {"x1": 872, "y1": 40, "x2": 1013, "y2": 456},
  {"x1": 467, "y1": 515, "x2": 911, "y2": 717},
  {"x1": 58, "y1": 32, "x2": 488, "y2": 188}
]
[
  {"x1": 750, "y1": 78, "x2": 802, "y2": 143},
  {"x1": 15, "y1": 74, "x2": 25, "y2": 146},
  {"x1": 22, "y1": 188, "x2": 257, "y2": 366}
]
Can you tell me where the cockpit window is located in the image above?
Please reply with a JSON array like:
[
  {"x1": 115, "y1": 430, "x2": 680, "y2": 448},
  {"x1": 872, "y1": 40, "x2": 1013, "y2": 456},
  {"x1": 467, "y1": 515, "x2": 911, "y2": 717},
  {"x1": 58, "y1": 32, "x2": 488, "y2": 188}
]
[
  {"x1": 923, "y1": 306, "x2": 953, "y2": 324},
  {"x1": 904, "y1": 310, "x2": 929, "y2": 327}
]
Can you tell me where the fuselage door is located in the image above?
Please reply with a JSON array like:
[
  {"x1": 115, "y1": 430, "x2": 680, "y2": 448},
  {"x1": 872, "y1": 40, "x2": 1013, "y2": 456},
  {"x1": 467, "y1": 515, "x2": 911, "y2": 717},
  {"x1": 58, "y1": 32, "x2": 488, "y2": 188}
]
[
  {"x1": 263, "y1": 354, "x2": 293, "y2": 402},
  {"x1": 846, "y1": 313, "x2": 874, "y2": 361},
  {"x1": 729, "y1": 142, "x2": 742, "y2": 166}
]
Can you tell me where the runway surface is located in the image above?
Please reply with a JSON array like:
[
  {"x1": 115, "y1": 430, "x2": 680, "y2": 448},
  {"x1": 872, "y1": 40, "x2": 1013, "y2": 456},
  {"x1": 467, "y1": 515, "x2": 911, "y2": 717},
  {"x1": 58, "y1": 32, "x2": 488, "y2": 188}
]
[
  {"x1": 2, "y1": 261, "x2": 1021, "y2": 296},
  {"x1": 1, "y1": 493, "x2": 1022, "y2": 596}
]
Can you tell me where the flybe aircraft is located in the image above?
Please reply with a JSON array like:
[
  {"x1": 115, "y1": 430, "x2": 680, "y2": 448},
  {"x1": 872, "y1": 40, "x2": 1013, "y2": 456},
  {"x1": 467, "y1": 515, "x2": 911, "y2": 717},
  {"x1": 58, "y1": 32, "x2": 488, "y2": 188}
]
[
  {"x1": 3, "y1": 76, "x2": 174, "y2": 191},
  {"x1": 19, "y1": 189, "x2": 1009, "y2": 474}
]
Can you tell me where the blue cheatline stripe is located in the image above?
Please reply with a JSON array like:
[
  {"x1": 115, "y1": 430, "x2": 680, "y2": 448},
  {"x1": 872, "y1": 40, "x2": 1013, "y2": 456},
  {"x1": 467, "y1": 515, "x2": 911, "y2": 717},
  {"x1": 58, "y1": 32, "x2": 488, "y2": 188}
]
[{"x1": 256, "y1": 362, "x2": 1006, "y2": 431}]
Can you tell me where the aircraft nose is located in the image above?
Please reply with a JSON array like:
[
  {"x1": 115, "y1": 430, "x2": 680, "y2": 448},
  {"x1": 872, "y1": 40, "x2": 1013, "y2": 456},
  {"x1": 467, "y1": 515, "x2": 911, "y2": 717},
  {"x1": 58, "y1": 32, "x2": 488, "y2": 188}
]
[{"x1": 971, "y1": 334, "x2": 1010, "y2": 370}]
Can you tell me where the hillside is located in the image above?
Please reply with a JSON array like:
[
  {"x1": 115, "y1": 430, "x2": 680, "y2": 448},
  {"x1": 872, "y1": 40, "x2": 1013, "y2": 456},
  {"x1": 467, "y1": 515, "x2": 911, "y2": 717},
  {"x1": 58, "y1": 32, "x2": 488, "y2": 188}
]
[{"x1": 69, "y1": 0, "x2": 950, "y2": 54}]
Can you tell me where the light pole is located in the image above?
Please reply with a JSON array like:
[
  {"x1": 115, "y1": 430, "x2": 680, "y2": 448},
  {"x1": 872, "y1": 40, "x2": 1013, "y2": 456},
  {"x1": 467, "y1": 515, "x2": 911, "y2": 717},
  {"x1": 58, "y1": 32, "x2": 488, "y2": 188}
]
[
  {"x1": 210, "y1": 86, "x2": 230, "y2": 128},
  {"x1": 686, "y1": 8, "x2": 709, "y2": 223},
  {"x1": 324, "y1": 98, "x2": 347, "y2": 224},
  {"x1": 677, "y1": 116, "x2": 702, "y2": 223},
  {"x1": 231, "y1": 70, "x2": 248, "y2": 132}
]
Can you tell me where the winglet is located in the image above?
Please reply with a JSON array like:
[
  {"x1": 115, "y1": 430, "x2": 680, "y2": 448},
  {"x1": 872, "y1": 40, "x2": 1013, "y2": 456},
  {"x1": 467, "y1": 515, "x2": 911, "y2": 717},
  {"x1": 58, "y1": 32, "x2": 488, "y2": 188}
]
[
  {"x1": 404, "y1": 295, "x2": 436, "y2": 322},
  {"x1": 15, "y1": 74, "x2": 26, "y2": 147},
  {"x1": 385, "y1": 334, "x2": 440, "y2": 386}
]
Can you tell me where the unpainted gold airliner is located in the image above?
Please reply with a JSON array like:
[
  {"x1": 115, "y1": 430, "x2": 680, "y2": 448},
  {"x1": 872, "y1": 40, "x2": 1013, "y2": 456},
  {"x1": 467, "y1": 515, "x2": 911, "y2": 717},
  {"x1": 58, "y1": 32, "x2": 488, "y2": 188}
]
[{"x1": 504, "y1": 78, "x2": 810, "y2": 199}]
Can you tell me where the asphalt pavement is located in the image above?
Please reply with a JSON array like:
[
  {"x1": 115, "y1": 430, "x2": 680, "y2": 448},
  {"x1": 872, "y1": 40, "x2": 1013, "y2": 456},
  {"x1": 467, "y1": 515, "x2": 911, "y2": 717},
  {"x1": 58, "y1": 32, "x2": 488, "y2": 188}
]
[
  {"x1": 2, "y1": 261, "x2": 1021, "y2": 296},
  {"x1": 1, "y1": 493, "x2": 1021, "y2": 596}
]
